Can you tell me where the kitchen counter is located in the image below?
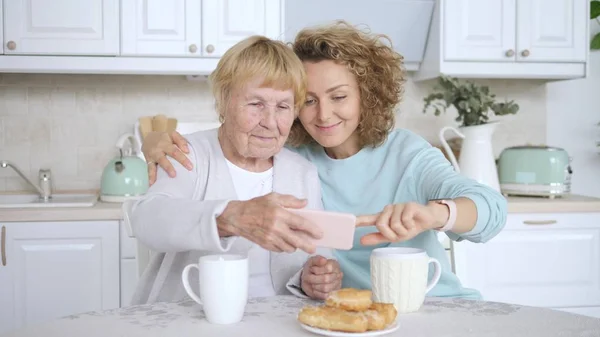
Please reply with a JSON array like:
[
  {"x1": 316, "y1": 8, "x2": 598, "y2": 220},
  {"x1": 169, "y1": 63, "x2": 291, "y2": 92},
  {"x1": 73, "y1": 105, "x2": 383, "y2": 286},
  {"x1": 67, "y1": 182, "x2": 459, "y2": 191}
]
[
  {"x1": 0, "y1": 200, "x2": 123, "y2": 222},
  {"x1": 506, "y1": 194, "x2": 600, "y2": 213},
  {"x1": 1, "y1": 193, "x2": 599, "y2": 223}
]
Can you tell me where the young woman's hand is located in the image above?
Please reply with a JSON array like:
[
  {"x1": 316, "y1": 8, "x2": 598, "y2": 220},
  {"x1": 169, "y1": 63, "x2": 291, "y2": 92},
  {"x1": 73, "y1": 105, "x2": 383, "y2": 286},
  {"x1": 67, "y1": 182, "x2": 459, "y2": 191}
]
[
  {"x1": 355, "y1": 202, "x2": 449, "y2": 245},
  {"x1": 141, "y1": 131, "x2": 192, "y2": 185}
]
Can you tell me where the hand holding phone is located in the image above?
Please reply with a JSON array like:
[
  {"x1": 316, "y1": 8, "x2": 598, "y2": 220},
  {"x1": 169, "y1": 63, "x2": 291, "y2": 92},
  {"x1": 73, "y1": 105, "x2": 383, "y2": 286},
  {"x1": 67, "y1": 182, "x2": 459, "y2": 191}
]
[{"x1": 286, "y1": 208, "x2": 356, "y2": 250}]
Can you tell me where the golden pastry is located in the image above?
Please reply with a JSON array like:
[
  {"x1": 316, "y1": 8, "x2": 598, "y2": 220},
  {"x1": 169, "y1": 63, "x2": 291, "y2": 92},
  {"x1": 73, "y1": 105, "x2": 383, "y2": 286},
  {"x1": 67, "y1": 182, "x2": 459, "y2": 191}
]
[
  {"x1": 364, "y1": 309, "x2": 387, "y2": 331},
  {"x1": 369, "y1": 303, "x2": 397, "y2": 325},
  {"x1": 325, "y1": 288, "x2": 373, "y2": 311},
  {"x1": 297, "y1": 305, "x2": 368, "y2": 333}
]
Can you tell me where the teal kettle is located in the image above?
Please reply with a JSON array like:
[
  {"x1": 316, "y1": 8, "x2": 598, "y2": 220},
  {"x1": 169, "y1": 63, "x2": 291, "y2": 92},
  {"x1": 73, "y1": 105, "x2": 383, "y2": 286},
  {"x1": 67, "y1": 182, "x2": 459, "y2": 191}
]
[{"x1": 100, "y1": 133, "x2": 149, "y2": 202}]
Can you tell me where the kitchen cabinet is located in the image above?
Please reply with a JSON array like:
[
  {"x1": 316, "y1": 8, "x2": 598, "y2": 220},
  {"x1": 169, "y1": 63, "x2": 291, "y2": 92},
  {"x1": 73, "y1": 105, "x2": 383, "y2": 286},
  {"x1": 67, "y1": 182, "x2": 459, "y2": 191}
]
[
  {"x1": 3, "y1": 0, "x2": 119, "y2": 56},
  {"x1": 120, "y1": 0, "x2": 202, "y2": 57},
  {"x1": 0, "y1": 221, "x2": 120, "y2": 335},
  {"x1": 453, "y1": 212, "x2": 600, "y2": 318},
  {"x1": 201, "y1": 0, "x2": 282, "y2": 57},
  {"x1": 414, "y1": 0, "x2": 589, "y2": 80},
  {"x1": 443, "y1": 0, "x2": 516, "y2": 62},
  {"x1": 515, "y1": 0, "x2": 587, "y2": 63},
  {"x1": 0, "y1": 0, "x2": 284, "y2": 75},
  {"x1": 0, "y1": 1, "x2": 4, "y2": 56}
]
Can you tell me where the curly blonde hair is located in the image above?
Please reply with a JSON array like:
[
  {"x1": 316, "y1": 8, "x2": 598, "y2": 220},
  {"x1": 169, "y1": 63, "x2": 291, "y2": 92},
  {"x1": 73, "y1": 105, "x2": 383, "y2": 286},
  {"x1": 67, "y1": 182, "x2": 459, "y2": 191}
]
[
  {"x1": 288, "y1": 21, "x2": 406, "y2": 148},
  {"x1": 209, "y1": 35, "x2": 306, "y2": 122}
]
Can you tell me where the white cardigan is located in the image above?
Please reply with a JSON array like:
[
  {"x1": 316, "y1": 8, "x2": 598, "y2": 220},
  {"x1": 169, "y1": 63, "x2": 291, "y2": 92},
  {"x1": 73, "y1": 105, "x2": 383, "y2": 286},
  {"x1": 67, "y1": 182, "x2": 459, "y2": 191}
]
[{"x1": 128, "y1": 128, "x2": 331, "y2": 304}]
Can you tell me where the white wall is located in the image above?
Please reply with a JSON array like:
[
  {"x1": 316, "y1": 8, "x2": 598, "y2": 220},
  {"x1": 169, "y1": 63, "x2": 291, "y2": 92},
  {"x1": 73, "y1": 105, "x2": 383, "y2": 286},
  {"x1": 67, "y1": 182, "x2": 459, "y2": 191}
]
[
  {"x1": 0, "y1": 74, "x2": 548, "y2": 193},
  {"x1": 546, "y1": 22, "x2": 600, "y2": 198},
  {"x1": 546, "y1": 54, "x2": 600, "y2": 197}
]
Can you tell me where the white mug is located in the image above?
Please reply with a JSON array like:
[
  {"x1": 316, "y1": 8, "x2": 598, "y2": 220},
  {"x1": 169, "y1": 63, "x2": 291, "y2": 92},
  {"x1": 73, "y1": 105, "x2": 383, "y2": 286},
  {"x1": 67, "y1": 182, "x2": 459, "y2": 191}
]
[
  {"x1": 181, "y1": 254, "x2": 249, "y2": 324},
  {"x1": 370, "y1": 247, "x2": 442, "y2": 313}
]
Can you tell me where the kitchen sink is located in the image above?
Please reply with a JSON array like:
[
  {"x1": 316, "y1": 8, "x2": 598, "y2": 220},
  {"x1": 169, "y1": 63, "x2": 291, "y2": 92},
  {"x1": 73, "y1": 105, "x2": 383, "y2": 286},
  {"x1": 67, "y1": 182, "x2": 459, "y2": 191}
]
[{"x1": 0, "y1": 193, "x2": 98, "y2": 208}]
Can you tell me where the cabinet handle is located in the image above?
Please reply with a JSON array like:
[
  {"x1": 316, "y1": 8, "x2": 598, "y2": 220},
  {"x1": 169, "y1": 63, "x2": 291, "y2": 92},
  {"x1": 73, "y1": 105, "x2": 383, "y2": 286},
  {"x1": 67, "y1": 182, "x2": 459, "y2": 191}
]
[
  {"x1": 521, "y1": 49, "x2": 530, "y2": 57},
  {"x1": 6, "y1": 41, "x2": 16, "y2": 51},
  {"x1": 206, "y1": 44, "x2": 215, "y2": 54},
  {"x1": 523, "y1": 220, "x2": 557, "y2": 225},
  {"x1": 505, "y1": 49, "x2": 514, "y2": 57},
  {"x1": 1, "y1": 226, "x2": 5, "y2": 266},
  {"x1": 188, "y1": 44, "x2": 198, "y2": 54}
]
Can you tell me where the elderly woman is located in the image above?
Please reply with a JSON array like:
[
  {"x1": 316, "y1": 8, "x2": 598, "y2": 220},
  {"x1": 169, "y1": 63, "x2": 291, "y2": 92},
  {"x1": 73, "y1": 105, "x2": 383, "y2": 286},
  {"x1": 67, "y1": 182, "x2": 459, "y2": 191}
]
[
  {"x1": 142, "y1": 22, "x2": 507, "y2": 300},
  {"x1": 127, "y1": 35, "x2": 343, "y2": 305}
]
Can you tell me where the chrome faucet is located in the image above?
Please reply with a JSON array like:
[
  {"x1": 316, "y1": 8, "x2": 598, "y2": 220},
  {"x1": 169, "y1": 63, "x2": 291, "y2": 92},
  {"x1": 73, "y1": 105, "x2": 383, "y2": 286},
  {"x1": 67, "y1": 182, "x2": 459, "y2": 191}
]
[{"x1": 0, "y1": 160, "x2": 53, "y2": 201}]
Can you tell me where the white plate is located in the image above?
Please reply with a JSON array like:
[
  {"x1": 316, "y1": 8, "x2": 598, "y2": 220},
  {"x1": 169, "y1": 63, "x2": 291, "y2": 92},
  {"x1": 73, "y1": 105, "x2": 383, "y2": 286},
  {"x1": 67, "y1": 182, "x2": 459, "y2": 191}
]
[{"x1": 299, "y1": 321, "x2": 400, "y2": 337}]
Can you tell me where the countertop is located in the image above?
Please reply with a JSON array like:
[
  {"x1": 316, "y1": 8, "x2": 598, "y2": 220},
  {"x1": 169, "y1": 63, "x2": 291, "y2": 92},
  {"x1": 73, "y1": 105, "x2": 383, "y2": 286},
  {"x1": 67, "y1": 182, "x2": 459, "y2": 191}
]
[
  {"x1": 4, "y1": 295, "x2": 599, "y2": 337},
  {"x1": 0, "y1": 199, "x2": 123, "y2": 222},
  {"x1": 1, "y1": 193, "x2": 599, "y2": 223},
  {"x1": 506, "y1": 194, "x2": 600, "y2": 213}
]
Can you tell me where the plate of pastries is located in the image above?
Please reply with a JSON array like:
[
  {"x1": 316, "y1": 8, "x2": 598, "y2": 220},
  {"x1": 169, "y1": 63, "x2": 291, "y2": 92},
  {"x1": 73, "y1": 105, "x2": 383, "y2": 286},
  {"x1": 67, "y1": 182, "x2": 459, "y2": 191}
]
[{"x1": 297, "y1": 288, "x2": 399, "y2": 336}]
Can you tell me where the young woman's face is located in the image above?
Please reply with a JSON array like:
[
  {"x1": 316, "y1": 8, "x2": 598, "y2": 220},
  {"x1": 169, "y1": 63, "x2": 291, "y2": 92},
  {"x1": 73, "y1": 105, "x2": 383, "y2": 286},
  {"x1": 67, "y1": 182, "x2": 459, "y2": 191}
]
[{"x1": 299, "y1": 60, "x2": 361, "y2": 149}]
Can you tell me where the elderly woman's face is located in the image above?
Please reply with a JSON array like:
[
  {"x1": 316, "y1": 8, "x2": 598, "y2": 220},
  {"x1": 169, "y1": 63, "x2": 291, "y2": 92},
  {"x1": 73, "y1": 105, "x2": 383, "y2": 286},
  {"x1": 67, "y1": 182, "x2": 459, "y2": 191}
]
[{"x1": 222, "y1": 77, "x2": 296, "y2": 160}]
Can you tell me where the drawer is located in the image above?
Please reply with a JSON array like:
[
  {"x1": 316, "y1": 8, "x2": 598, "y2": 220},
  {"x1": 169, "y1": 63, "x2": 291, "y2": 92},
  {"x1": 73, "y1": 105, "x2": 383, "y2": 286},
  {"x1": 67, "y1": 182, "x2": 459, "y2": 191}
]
[
  {"x1": 505, "y1": 212, "x2": 600, "y2": 231},
  {"x1": 453, "y1": 227, "x2": 600, "y2": 308},
  {"x1": 120, "y1": 220, "x2": 136, "y2": 259}
]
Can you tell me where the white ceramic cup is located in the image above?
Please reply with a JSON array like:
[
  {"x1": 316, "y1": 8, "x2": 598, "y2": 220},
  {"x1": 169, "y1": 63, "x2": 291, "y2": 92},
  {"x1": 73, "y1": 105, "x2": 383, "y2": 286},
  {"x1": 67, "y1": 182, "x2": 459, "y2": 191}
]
[
  {"x1": 181, "y1": 254, "x2": 249, "y2": 324},
  {"x1": 370, "y1": 247, "x2": 442, "y2": 313}
]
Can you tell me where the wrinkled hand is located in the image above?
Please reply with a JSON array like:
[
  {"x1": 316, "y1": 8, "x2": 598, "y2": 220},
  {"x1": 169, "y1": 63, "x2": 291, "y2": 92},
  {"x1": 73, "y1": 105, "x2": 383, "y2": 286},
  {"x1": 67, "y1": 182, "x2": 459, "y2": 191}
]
[
  {"x1": 301, "y1": 255, "x2": 343, "y2": 300},
  {"x1": 356, "y1": 202, "x2": 448, "y2": 245},
  {"x1": 217, "y1": 192, "x2": 324, "y2": 254},
  {"x1": 141, "y1": 131, "x2": 191, "y2": 185}
]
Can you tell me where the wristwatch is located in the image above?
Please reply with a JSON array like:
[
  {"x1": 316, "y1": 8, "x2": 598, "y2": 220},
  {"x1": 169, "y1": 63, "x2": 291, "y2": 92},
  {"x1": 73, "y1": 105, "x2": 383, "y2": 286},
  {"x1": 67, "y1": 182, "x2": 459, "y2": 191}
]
[{"x1": 429, "y1": 199, "x2": 457, "y2": 232}]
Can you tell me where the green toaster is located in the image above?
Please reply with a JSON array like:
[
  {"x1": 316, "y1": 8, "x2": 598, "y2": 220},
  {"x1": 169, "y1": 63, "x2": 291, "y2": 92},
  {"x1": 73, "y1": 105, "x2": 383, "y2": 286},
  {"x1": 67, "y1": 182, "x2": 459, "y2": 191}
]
[{"x1": 497, "y1": 145, "x2": 572, "y2": 198}]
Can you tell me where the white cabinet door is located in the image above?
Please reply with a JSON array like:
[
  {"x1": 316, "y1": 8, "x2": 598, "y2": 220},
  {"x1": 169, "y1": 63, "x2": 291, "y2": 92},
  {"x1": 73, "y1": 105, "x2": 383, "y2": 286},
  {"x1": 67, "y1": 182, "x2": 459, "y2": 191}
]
[
  {"x1": 454, "y1": 213, "x2": 600, "y2": 308},
  {"x1": 0, "y1": 226, "x2": 14, "y2": 334},
  {"x1": 443, "y1": 0, "x2": 516, "y2": 61},
  {"x1": 516, "y1": 0, "x2": 587, "y2": 62},
  {"x1": 121, "y1": 0, "x2": 202, "y2": 56},
  {"x1": 0, "y1": 221, "x2": 120, "y2": 334},
  {"x1": 201, "y1": 0, "x2": 282, "y2": 57},
  {"x1": 3, "y1": 0, "x2": 119, "y2": 55},
  {"x1": 0, "y1": 2, "x2": 4, "y2": 55}
]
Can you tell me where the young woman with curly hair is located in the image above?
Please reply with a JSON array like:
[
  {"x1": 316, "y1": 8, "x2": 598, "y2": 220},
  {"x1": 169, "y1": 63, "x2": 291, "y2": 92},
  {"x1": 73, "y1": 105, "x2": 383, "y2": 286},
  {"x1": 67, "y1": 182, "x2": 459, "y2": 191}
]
[{"x1": 140, "y1": 21, "x2": 507, "y2": 300}]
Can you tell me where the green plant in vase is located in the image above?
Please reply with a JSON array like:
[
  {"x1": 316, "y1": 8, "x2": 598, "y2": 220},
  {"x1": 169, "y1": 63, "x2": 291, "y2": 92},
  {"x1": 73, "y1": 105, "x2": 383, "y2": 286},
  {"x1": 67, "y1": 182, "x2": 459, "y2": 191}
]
[
  {"x1": 592, "y1": 0, "x2": 600, "y2": 50},
  {"x1": 422, "y1": 76, "x2": 520, "y2": 192},
  {"x1": 422, "y1": 75, "x2": 519, "y2": 127}
]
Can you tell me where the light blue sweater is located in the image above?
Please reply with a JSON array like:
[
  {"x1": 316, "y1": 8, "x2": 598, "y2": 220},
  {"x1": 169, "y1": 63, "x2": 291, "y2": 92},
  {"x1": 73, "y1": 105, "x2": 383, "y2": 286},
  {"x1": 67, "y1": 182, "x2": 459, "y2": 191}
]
[{"x1": 290, "y1": 128, "x2": 507, "y2": 299}]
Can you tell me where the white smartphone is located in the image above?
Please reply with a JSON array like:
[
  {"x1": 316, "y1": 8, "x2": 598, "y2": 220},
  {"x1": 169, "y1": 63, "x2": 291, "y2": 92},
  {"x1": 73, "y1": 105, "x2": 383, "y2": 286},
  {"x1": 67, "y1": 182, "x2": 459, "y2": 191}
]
[{"x1": 286, "y1": 208, "x2": 356, "y2": 250}]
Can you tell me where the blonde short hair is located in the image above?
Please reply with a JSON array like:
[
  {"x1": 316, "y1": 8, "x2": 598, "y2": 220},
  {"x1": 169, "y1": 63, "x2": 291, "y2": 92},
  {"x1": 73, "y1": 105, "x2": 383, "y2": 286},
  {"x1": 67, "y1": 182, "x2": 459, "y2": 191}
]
[
  {"x1": 209, "y1": 35, "x2": 307, "y2": 122},
  {"x1": 288, "y1": 21, "x2": 406, "y2": 148}
]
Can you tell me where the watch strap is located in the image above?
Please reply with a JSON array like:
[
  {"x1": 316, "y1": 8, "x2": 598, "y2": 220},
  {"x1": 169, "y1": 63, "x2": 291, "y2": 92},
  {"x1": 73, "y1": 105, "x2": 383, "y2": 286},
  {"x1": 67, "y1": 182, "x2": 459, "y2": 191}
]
[{"x1": 433, "y1": 199, "x2": 456, "y2": 232}]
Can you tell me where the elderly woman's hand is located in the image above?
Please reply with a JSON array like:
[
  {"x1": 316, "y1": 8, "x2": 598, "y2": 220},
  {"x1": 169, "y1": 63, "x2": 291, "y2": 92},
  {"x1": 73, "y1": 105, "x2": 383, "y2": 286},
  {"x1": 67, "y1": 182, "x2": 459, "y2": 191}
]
[
  {"x1": 142, "y1": 131, "x2": 191, "y2": 185},
  {"x1": 216, "y1": 192, "x2": 324, "y2": 254},
  {"x1": 355, "y1": 202, "x2": 449, "y2": 245},
  {"x1": 300, "y1": 255, "x2": 343, "y2": 300}
]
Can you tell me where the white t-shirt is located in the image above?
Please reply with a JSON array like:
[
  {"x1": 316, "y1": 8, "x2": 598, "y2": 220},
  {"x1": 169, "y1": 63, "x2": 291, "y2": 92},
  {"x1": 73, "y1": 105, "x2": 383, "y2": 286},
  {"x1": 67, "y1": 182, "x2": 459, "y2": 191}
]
[{"x1": 225, "y1": 159, "x2": 276, "y2": 298}]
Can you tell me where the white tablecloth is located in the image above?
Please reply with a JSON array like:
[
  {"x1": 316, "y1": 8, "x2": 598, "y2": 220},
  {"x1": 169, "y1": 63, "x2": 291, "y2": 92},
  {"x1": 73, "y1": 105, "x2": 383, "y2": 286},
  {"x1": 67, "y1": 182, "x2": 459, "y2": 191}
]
[{"x1": 3, "y1": 296, "x2": 600, "y2": 337}]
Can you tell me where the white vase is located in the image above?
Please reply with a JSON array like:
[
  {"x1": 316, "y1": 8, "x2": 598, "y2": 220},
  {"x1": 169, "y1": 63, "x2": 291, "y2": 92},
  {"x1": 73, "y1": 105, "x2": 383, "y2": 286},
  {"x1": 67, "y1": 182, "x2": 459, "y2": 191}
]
[{"x1": 439, "y1": 122, "x2": 500, "y2": 192}]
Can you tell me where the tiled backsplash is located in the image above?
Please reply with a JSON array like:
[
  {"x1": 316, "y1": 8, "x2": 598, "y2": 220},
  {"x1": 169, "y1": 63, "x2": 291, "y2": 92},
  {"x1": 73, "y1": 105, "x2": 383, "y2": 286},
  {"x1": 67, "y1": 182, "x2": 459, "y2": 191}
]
[{"x1": 0, "y1": 74, "x2": 547, "y2": 192}]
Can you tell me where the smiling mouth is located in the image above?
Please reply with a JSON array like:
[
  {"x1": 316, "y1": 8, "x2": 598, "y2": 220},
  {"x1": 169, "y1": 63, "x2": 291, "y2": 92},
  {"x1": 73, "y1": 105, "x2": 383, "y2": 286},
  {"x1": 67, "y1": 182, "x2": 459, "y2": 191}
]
[
  {"x1": 252, "y1": 135, "x2": 275, "y2": 141},
  {"x1": 316, "y1": 122, "x2": 342, "y2": 131}
]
